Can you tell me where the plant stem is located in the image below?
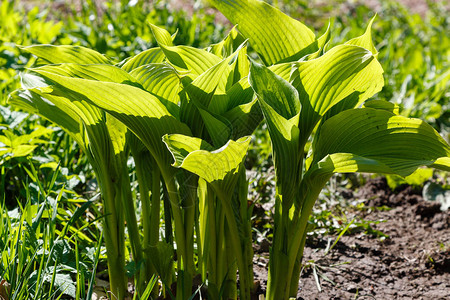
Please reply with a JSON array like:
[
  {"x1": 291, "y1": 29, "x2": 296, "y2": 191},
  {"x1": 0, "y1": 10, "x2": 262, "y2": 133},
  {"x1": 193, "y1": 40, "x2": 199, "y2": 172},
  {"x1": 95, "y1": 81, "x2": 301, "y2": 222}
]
[
  {"x1": 98, "y1": 172, "x2": 127, "y2": 299},
  {"x1": 161, "y1": 169, "x2": 194, "y2": 300},
  {"x1": 224, "y1": 225, "x2": 237, "y2": 300},
  {"x1": 214, "y1": 187, "x2": 251, "y2": 300},
  {"x1": 266, "y1": 196, "x2": 292, "y2": 300},
  {"x1": 118, "y1": 158, "x2": 144, "y2": 291},
  {"x1": 134, "y1": 152, "x2": 159, "y2": 293}
]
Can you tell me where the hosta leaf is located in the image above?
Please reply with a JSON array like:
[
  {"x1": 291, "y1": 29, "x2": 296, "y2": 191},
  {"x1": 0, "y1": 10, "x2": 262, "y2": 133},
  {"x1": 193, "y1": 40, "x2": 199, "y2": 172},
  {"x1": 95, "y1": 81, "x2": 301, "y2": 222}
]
[
  {"x1": 180, "y1": 57, "x2": 232, "y2": 138},
  {"x1": 249, "y1": 62, "x2": 300, "y2": 138},
  {"x1": 291, "y1": 44, "x2": 384, "y2": 142},
  {"x1": 163, "y1": 134, "x2": 250, "y2": 183},
  {"x1": 8, "y1": 89, "x2": 85, "y2": 149},
  {"x1": 306, "y1": 22, "x2": 331, "y2": 60},
  {"x1": 431, "y1": 157, "x2": 450, "y2": 172},
  {"x1": 300, "y1": 152, "x2": 395, "y2": 206},
  {"x1": 130, "y1": 63, "x2": 181, "y2": 117},
  {"x1": 160, "y1": 44, "x2": 223, "y2": 77},
  {"x1": 249, "y1": 61, "x2": 300, "y2": 120},
  {"x1": 210, "y1": 0, "x2": 316, "y2": 65},
  {"x1": 181, "y1": 44, "x2": 248, "y2": 143},
  {"x1": 30, "y1": 70, "x2": 191, "y2": 171},
  {"x1": 130, "y1": 63, "x2": 180, "y2": 100},
  {"x1": 228, "y1": 41, "x2": 250, "y2": 88},
  {"x1": 345, "y1": 15, "x2": 378, "y2": 57},
  {"x1": 249, "y1": 61, "x2": 301, "y2": 204},
  {"x1": 22, "y1": 45, "x2": 111, "y2": 64},
  {"x1": 363, "y1": 100, "x2": 399, "y2": 115},
  {"x1": 184, "y1": 57, "x2": 233, "y2": 104},
  {"x1": 197, "y1": 107, "x2": 232, "y2": 147},
  {"x1": 208, "y1": 26, "x2": 246, "y2": 58},
  {"x1": 151, "y1": 24, "x2": 222, "y2": 77},
  {"x1": 119, "y1": 48, "x2": 165, "y2": 72},
  {"x1": 150, "y1": 23, "x2": 175, "y2": 47},
  {"x1": 226, "y1": 77, "x2": 253, "y2": 109},
  {"x1": 268, "y1": 63, "x2": 294, "y2": 82},
  {"x1": 9, "y1": 78, "x2": 127, "y2": 205},
  {"x1": 223, "y1": 97, "x2": 262, "y2": 139},
  {"x1": 32, "y1": 63, "x2": 138, "y2": 85},
  {"x1": 310, "y1": 108, "x2": 450, "y2": 177}
]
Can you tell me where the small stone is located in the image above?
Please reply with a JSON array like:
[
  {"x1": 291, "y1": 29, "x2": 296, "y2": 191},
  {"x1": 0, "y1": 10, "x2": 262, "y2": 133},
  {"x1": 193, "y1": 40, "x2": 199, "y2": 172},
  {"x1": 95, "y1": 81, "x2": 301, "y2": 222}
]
[{"x1": 347, "y1": 284, "x2": 359, "y2": 293}]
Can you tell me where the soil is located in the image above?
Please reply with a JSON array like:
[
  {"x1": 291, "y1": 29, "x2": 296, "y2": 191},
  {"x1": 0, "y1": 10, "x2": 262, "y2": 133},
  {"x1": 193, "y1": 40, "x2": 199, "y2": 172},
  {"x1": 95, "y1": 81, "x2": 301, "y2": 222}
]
[{"x1": 253, "y1": 177, "x2": 450, "y2": 299}]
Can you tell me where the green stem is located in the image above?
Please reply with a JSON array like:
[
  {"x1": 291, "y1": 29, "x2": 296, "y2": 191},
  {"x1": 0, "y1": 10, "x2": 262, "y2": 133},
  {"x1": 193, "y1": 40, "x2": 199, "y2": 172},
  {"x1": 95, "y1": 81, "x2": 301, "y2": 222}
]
[
  {"x1": 266, "y1": 197, "x2": 292, "y2": 300},
  {"x1": 161, "y1": 169, "x2": 194, "y2": 300},
  {"x1": 162, "y1": 183, "x2": 173, "y2": 245},
  {"x1": 238, "y1": 170, "x2": 255, "y2": 298},
  {"x1": 214, "y1": 187, "x2": 250, "y2": 300},
  {"x1": 149, "y1": 167, "x2": 161, "y2": 248},
  {"x1": 224, "y1": 225, "x2": 237, "y2": 300},
  {"x1": 289, "y1": 231, "x2": 307, "y2": 296},
  {"x1": 197, "y1": 179, "x2": 207, "y2": 282},
  {"x1": 98, "y1": 172, "x2": 127, "y2": 299},
  {"x1": 285, "y1": 181, "x2": 329, "y2": 298},
  {"x1": 216, "y1": 204, "x2": 226, "y2": 297},
  {"x1": 134, "y1": 152, "x2": 159, "y2": 293},
  {"x1": 118, "y1": 158, "x2": 144, "y2": 291}
]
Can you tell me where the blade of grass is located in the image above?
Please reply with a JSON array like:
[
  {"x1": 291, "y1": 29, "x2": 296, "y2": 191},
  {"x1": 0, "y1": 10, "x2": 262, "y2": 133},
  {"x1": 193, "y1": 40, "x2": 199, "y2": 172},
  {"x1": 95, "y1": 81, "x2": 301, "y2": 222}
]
[{"x1": 86, "y1": 232, "x2": 103, "y2": 300}]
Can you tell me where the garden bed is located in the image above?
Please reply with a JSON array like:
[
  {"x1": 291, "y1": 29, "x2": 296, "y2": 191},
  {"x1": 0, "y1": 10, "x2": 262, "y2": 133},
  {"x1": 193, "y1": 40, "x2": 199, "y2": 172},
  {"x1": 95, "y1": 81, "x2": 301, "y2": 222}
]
[{"x1": 253, "y1": 178, "x2": 450, "y2": 299}]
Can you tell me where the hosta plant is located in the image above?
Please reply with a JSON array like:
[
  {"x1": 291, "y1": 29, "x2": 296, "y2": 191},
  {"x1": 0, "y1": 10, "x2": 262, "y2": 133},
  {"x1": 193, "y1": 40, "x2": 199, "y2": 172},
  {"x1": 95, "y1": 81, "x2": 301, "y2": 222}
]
[
  {"x1": 211, "y1": 0, "x2": 450, "y2": 299},
  {"x1": 9, "y1": 23, "x2": 259, "y2": 299},
  {"x1": 7, "y1": 0, "x2": 450, "y2": 299}
]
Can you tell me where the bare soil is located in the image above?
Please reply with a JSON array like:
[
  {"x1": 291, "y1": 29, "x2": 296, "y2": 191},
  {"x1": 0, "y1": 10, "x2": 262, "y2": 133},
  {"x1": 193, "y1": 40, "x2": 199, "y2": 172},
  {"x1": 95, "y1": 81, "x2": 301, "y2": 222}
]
[{"x1": 253, "y1": 177, "x2": 450, "y2": 299}]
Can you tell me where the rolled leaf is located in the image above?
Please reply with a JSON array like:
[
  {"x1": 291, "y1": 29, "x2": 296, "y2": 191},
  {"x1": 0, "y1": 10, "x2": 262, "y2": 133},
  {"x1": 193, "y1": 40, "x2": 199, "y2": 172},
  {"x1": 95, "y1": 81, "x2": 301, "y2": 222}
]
[{"x1": 249, "y1": 60, "x2": 301, "y2": 204}]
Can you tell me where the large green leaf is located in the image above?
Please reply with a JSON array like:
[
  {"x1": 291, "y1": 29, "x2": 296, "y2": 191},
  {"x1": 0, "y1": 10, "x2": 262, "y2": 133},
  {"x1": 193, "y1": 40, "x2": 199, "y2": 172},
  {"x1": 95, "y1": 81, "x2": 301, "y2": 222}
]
[
  {"x1": 291, "y1": 44, "x2": 384, "y2": 142},
  {"x1": 249, "y1": 61, "x2": 301, "y2": 204},
  {"x1": 150, "y1": 23, "x2": 175, "y2": 47},
  {"x1": 179, "y1": 57, "x2": 233, "y2": 140},
  {"x1": 223, "y1": 97, "x2": 262, "y2": 139},
  {"x1": 130, "y1": 63, "x2": 181, "y2": 117},
  {"x1": 119, "y1": 48, "x2": 165, "y2": 72},
  {"x1": 180, "y1": 45, "x2": 250, "y2": 145},
  {"x1": 210, "y1": 0, "x2": 316, "y2": 65},
  {"x1": 345, "y1": 15, "x2": 378, "y2": 57},
  {"x1": 225, "y1": 77, "x2": 253, "y2": 110},
  {"x1": 29, "y1": 69, "x2": 192, "y2": 173},
  {"x1": 163, "y1": 134, "x2": 250, "y2": 184},
  {"x1": 150, "y1": 24, "x2": 222, "y2": 77},
  {"x1": 31, "y1": 63, "x2": 138, "y2": 84},
  {"x1": 22, "y1": 44, "x2": 111, "y2": 64},
  {"x1": 310, "y1": 108, "x2": 450, "y2": 177},
  {"x1": 8, "y1": 89, "x2": 85, "y2": 149},
  {"x1": 208, "y1": 26, "x2": 246, "y2": 58}
]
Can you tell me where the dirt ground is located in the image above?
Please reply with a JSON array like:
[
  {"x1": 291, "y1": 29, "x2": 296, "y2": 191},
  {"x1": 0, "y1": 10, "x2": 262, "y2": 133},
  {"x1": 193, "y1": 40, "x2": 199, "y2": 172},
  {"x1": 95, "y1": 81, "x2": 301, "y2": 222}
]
[{"x1": 253, "y1": 177, "x2": 450, "y2": 299}]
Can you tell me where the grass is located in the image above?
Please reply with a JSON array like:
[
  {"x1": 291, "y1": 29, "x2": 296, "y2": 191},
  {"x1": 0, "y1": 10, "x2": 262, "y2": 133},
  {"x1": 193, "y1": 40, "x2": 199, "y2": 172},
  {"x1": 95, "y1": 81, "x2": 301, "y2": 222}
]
[{"x1": 0, "y1": 164, "x2": 102, "y2": 300}]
